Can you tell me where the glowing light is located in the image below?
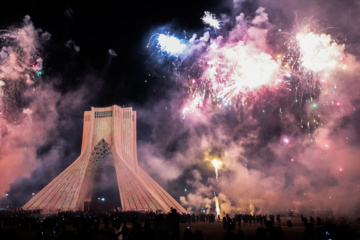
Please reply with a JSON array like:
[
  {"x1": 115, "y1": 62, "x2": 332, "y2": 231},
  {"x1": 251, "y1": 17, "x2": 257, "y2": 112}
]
[
  {"x1": 215, "y1": 195, "x2": 220, "y2": 217},
  {"x1": 202, "y1": 42, "x2": 280, "y2": 102},
  {"x1": 249, "y1": 202, "x2": 255, "y2": 216},
  {"x1": 157, "y1": 34, "x2": 186, "y2": 56},
  {"x1": 182, "y1": 94, "x2": 204, "y2": 119},
  {"x1": 201, "y1": 11, "x2": 220, "y2": 29},
  {"x1": 321, "y1": 144, "x2": 329, "y2": 150},
  {"x1": 284, "y1": 138, "x2": 289, "y2": 144},
  {"x1": 36, "y1": 69, "x2": 44, "y2": 76},
  {"x1": 212, "y1": 159, "x2": 222, "y2": 181},
  {"x1": 296, "y1": 32, "x2": 344, "y2": 73},
  {"x1": 108, "y1": 49, "x2": 117, "y2": 57}
]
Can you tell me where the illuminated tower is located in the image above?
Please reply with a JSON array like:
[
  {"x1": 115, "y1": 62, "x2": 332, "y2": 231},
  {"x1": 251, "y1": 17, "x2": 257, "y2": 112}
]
[{"x1": 23, "y1": 105, "x2": 186, "y2": 213}]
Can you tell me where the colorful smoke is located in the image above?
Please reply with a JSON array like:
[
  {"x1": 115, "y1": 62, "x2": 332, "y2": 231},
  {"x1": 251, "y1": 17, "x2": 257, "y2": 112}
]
[
  {"x1": 0, "y1": 16, "x2": 50, "y2": 196},
  {"x1": 142, "y1": 2, "x2": 360, "y2": 216},
  {"x1": 0, "y1": 16, "x2": 101, "y2": 198}
]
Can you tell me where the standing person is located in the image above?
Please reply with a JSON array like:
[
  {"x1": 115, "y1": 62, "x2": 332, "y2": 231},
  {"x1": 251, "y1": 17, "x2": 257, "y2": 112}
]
[
  {"x1": 223, "y1": 217, "x2": 227, "y2": 230},
  {"x1": 170, "y1": 208, "x2": 180, "y2": 240},
  {"x1": 184, "y1": 226, "x2": 192, "y2": 240},
  {"x1": 114, "y1": 225, "x2": 123, "y2": 240},
  {"x1": 122, "y1": 223, "x2": 129, "y2": 240}
]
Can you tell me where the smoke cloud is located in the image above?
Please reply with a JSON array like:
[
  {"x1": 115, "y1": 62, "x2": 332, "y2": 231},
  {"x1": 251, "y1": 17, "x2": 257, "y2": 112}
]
[
  {"x1": 139, "y1": 0, "x2": 360, "y2": 216},
  {"x1": 0, "y1": 16, "x2": 102, "y2": 202}
]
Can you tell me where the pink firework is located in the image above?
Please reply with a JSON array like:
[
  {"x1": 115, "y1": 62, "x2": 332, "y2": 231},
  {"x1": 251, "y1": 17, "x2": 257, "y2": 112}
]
[
  {"x1": 296, "y1": 32, "x2": 345, "y2": 73},
  {"x1": 202, "y1": 41, "x2": 280, "y2": 103}
]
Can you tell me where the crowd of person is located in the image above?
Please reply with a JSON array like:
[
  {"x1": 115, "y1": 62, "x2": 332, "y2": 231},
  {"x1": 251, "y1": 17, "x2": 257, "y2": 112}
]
[
  {"x1": 0, "y1": 209, "x2": 182, "y2": 240},
  {"x1": 0, "y1": 209, "x2": 358, "y2": 240}
]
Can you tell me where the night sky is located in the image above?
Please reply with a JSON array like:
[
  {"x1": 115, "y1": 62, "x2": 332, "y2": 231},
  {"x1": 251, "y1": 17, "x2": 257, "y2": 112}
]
[
  {"x1": 0, "y1": 0, "x2": 232, "y2": 206},
  {"x1": 0, "y1": 0, "x2": 232, "y2": 103},
  {"x1": 1, "y1": 0, "x2": 360, "y2": 215}
]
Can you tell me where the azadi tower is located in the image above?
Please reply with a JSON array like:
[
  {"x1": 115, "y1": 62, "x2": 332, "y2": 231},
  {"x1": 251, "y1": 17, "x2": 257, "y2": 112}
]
[{"x1": 23, "y1": 105, "x2": 186, "y2": 213}]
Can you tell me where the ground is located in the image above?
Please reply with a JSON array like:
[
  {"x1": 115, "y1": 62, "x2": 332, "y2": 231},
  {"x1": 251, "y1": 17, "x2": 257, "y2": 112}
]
[{"x1": 0, "y1": 216, "x2": 359, "y2": 239}]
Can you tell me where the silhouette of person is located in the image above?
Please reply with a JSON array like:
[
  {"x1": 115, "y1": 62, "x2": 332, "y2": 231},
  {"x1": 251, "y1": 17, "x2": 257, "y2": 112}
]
[
  {"x1": 224, "y1": 227, "x2": 235, "y2": 240},
  {"x1": 184, "y1": 226, "x2": 192, "y2": 240},
  {"x1": 236, "y1": 229, "x2": 245, "y2": 240},
  {"x1": 223, "y1": 217, "x2": 227, "y2": 230}
]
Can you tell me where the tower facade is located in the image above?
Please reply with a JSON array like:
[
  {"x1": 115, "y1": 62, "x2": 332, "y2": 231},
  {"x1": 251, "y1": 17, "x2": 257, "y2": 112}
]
[{"x1": 23, "y1": 105, "x2": 186, "y2": 213}]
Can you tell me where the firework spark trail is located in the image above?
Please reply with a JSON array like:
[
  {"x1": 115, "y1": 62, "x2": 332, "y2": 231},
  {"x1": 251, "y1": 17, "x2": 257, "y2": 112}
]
[
  {"x1": 277, "y1": 29, "x2": 348, "y2": 136},
  {"x1": 212, "y1": 159, "x2": 222, "y2": 216},
  {"x1": 215, "y1": 194, "x2": 220, "y2": 217},
  {"x1": 182, "y1": 93, "x2": 205, "y2": 119},
  {"x1": 211, "y1": 158, "x2": 222, "y2": 181}
]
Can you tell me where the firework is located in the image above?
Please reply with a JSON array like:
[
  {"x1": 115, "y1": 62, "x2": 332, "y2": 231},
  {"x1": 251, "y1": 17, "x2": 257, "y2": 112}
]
[
  {"x1": 147, "y1": 8, "x2": 349, "y2": 148},
  {"x1": 0, "y1": 16, "x2": 48, "y2": 121},
  {"x1": 182, "y1": 94, "x2": 205, "y2": 119},
  {"x1": 201, "y1": 11, "x2": 220, "y2": 30},
  {"x1": 0, "y1": 16, "x2": 53, "y2": 197},
  {"x1": 202, "y1": 41, "x2": 280, "y2": 102},
  {"x1": 215, "y1": 194, "x2": 220, "y2": 217},
  {"x1": 146, "y1": 6, "x2": 358, "y2": 214},
  {"x1": 149, "y1": 33, "x2": 187, "y2": 57},
  {"x1": 211, "y1": 158, "x2": 222, "y2": 181},
  {"x1": 249, "y1": 202, "x2": 255, "y2": 216},
  {"x1": 148, "y1": 12, "x2": 347, "y2": 122},
  {"x1": 296, "y1": 32, "x2": 344, "y2": 73}
]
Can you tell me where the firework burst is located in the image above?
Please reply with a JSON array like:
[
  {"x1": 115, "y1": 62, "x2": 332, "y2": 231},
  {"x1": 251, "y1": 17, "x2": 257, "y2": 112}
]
[
  {"x1": 0, "y1": 16, "x2": 49, "y2": 121},
  {"x1": 201, "y1": 11, "x2": 221, "y2": 30}
]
